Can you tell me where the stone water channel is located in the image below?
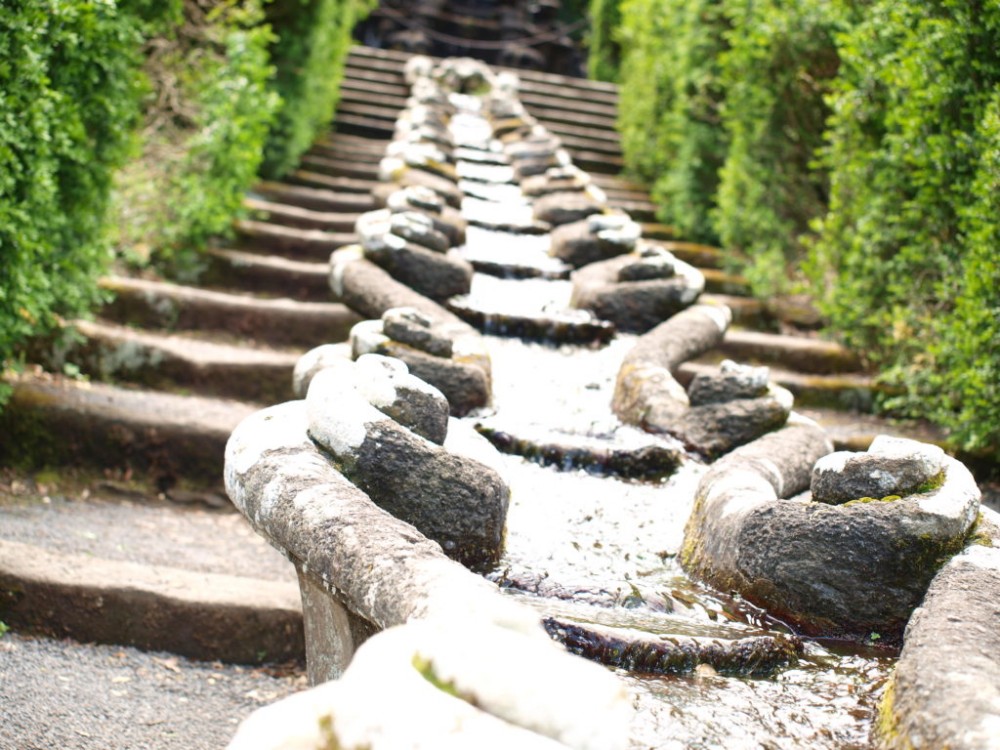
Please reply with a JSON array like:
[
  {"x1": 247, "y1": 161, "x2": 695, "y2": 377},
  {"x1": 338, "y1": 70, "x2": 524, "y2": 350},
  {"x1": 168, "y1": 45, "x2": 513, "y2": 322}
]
[
  {"x1": 227, "y1": 56, "x2": 993, "y2": 750},
  {"x1": 436, "y1": 86, "x2": 891, "y2": 749}
]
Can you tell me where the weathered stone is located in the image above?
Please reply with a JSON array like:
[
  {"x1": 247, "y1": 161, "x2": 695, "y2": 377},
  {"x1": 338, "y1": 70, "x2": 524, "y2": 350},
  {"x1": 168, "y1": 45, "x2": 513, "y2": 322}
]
[
  {"x1": 382, "y1": 306, "x2": 454, "y2": 358},
  {"x1": 292, "y1": 342, "x2": 352, "y2": 398},
  {"x1": 388, "y1": 210, "x2": 451, "y2": 252},
  {"x1": 447, "y1": 295, "x2": 616, "y2": 345},
  {"x1": 545, "y1": 618, "x2": 802, "y2": 677},
  {"x1": 356, "y1": 335, "x2": 492, "y2": 418},
  {"x1": 550, "y1": 216, "x2": 636, "y2": 268},
  {"x1": 306, "y1": 371, "x2": 509, "y2": 570},
  {"x1": 366, "y1": 237, "x2": 472, "y2": 302},
  {"x1": 228, "y1": 620, "x2": 632, "y2": 750},
  {"x1": 380, "y1": 185, "x2": 468, "y2": 246},
  {"x1": 613, "y1": 303, "x2": 732, "y2": 427},
  {"x1": 521, "y1": 166, "x2": 590, "y2": 197},
  {"x1": 533, "y1": 190, "x2": 605, "y2": 227},
  {"x1": 687, "y1": 360, "x2": 770, "y2": 406},
  {"x1": 880, "y1": 514, "x2": 1000, "y2": 750},
  {"x1": 476, "y1": 422, "x2": 683, "y2": 480},
  {"x1": 682, "y1": 422, "x2": 981, "y2": 642},
  {"x1": 668, "y1": 386, "x2": 794, "y2": 459},
  {"x1": 811, "y1": 435, "x2": 946, "y2": 504},
  {"x1": 379, "y1": 163, "x2": 464, "y2": 208},
  {"x1": 617, "y1": 244, "x2": 679, "y2": 282},
  {"x1": 571, "y1": 249, "x2": 705, "y2": 334}
]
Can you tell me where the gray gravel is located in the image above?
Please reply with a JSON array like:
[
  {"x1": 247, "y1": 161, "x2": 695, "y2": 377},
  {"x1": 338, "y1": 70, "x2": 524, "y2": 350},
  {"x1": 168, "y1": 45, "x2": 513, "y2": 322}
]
[{"x1": 0, "y1": 632, "x2": 306, "y2": 750}]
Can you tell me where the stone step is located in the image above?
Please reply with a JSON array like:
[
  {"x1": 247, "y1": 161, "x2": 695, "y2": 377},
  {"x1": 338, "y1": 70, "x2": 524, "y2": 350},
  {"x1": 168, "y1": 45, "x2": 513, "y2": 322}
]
[
  {"x1": 234, "y1": 219, "x2": 357, "y2": 261},
  {"x1": 299, "y1": 152, "x2": 381, "y2": 181},
  {"x1": 244, "y1": 196, "x2": 361, "y2": 232},
  {"x1": 719, "y1": 329, "x2": 862, "y2": 375},
  {"x1": 333, "y1": 111, "x2": 396, "y2": 138},
  {"x1": 98, "y1": 276, "x2": 361, "y2": 349},
  {"x1": 340, "y1": 75, "x2": 407, "y2": 99},
  {"x1": 286, "y1": 168, "x2": 379, "y2": 195},
  {"x1": 202, "y1": 247, "x2": 331, "y2": 301},
  {"x1": 798, "y1": 407, "x2": 949, "y2": 454},
  {"x1": 252, "y1": 180, "x2": 375, "y2": 212},
  {"x1": 39, "y1": 318, "x2": 299, "y2": 405},
  {"x1": 0, "y1": 371, "x2": 257, "y2": 486},
  {"x1": 309, "y1": 142, "x2": 384, "y2": 165}
]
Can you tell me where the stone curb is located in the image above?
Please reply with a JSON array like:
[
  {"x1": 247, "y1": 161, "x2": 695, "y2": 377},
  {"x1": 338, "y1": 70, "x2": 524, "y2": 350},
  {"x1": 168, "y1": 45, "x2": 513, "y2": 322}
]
[
  {"x1": 879, "y1": 508, "x2": 1000, "y2": 750},
  {"x1": 0, "y1": 539, "x2": 303, "y2": 664}
]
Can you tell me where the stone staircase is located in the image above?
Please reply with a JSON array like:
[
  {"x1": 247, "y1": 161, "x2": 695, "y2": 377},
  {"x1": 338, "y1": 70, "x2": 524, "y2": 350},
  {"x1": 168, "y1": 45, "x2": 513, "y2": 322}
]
[{"x1": 0, "y1": 44, "x2": 949, "y2": 676}]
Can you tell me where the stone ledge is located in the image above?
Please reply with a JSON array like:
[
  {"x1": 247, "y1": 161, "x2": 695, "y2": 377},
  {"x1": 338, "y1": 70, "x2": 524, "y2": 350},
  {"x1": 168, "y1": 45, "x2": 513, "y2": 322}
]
[{"x1": 0, "y1": 539, "x2": 303, "y2": 664}]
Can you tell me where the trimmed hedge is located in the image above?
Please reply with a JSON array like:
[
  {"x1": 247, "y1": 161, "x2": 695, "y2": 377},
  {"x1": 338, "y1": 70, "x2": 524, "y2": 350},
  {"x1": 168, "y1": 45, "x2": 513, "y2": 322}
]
[
  {"x1": 616, "y1": 0, "x2": 728, "y2": 243},
  {"x1": 112, "y1": 0, "x2": 278, "y2": 275},
  {"x1": 0, "y1": 0, "x2": 143, "y2": 375},
  {"x1": 809, "y1": 0, "x2": 1000, "y2": 457},
  {"x1": 587, "y1": 0, "x2": 623, "y2": 82},
  {"x1": 607, "y1": 0, "x2": 1000, "y2": 457},
  {"x1": 262, "y1": 0, "x2": 377, "y2": 179}
]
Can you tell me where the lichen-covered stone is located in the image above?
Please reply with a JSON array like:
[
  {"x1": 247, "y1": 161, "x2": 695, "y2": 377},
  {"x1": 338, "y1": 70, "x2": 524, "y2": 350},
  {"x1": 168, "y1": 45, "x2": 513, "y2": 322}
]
[
  {"x1": 811, "y1": 435, "x2": 946, "y2": 504},
  {"x1": 682, "y1": 423, "x2": 981, "y2": 642},
  {"x1": 687, "y1": 360, "x2": 770, "y2": 406},
  {"x1": 383, "y1": 307, "x2": 455, "y2": 358},
  {"x1": 306, "y1": 369, "x2": 507, "y2": 569},
  {"x1": 533, "y1": 190, "x2": 605, "y2": 227},
  {"x1": 550, "y1": 213, "x2": 641, "y2": 268},
  {"x1": 572, "y1": 250, "x2": 705, "y2": 334}
]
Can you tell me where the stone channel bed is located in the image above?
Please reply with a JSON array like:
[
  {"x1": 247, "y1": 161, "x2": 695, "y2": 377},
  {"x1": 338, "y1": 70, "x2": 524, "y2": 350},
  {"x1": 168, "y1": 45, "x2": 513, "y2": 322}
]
[{"x1": 223, "y1": 56, "x2": 998, "y2": 750}]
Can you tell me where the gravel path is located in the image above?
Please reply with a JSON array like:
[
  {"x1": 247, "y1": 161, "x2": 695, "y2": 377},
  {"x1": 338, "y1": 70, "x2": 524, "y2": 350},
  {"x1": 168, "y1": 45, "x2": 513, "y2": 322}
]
[{"x1": 0, "y1": 632, "x2": 305, "y2": 750}]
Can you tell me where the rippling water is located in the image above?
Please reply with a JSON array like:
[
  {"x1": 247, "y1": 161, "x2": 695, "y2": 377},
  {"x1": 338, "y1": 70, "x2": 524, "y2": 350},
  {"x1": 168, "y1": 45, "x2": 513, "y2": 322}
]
[{"x1": 448, "y1": 110, "x2": 892, "y2": 748}]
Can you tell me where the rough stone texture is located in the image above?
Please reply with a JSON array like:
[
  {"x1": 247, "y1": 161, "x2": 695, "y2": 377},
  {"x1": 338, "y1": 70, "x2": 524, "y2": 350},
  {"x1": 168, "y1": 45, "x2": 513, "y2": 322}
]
[
  {"x1": 305, "y1": 375, "x2": 507, "y2": 569},
  {"x1": 667, "y1": 386, "x2": 794, "y2": 459},
  {"x1": 682, "y1": 422, "x2": 981, "y2": 641},
  {"x1": 613, "y1": 303, "x2": 732, "y2": 428},
  {"x1": 363, "y1": 237, "x2": 473, "y2": 302},
  {"x1": 687, "y1": 360, "x2": 770, "y2": 406},
  {"x1": 811, "y1": 436, "x2": 946, "y2": 504},
  {"x1": 521, "y1": 166, "x2": 590, "y2": 197},
  {"x1": 446, "y1": 295, "x2": 616, "y2": 345},
  {"x1": 571, "y1": 250, "x2": 705, "y2": 333},
  {"x1": 0, "y1": 373, "x2": 254, "y2": 487},
  {"x1": 388, "y1": 210, "x2": 451, "y2": 252},
  {"x1": 550, "y1": 216, "x2": 639, "y2": 268},
  {"x1": 475, "y1": 422, "x2": 683, "y2": 480},
  {"x1": 0, "y1": 539, "x2": 303, "y2": 664},
  {"x1": 292, "y1": 342, "x2": 353, "y2": 398},
  {"x1": 307, "y1": 354, "x2": 450, "y2": 446},
  {"x1": 533, "y1": 190, "x2": 605, "y2": 226},
  {"x1": 224, "y1": 401, "x2": 524, "y2": 633},
  {"x1": 881, "y1": 511, "x2": 1000, "y2": 750},
  {"x1": 720, "y1": 328, "x2": 862, "y2": 375},
  {"x1": 377, "y1": 185, "x2": 468, "y2": 246},
  {"x1": 228, "y1": 621, "x2": 632, "y2": 750},
  {"x1": 99, "y1": 276, "x2": 362, "y2": 349},
  {"x1": 383, "y1": 306, "x2": 455, "y2": 358},
  {"x1": 386, "y1": 166, "x2": 464, "y2": 208},
  {"x1": 545, "y1": 618, "x2": 802, "y2": 677}
]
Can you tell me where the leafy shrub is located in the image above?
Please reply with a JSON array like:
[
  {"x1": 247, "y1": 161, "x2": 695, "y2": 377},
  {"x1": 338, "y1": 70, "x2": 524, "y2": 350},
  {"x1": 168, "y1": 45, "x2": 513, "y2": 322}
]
[
  {"x1": 616, "y1": 0, "x2": 729, "y2": 242},
  {"x1": 587, "y1": 0, "x2": 623, "y2": 82},
  {"x1": 0, "y1": 0, "x2": 143, "y2": 375},
  {"x1": 111, "y1": 0, "x2": 278, "y2": 276},
  {"x1": 261, "y1": 0, "x2": 377, "y2": 179},
  {"x1": 713, "y1": 0, "x2": 845, "y2": 295},
  {"x1": 809, "y1": 0, "x2": 1000, "y2": 457}
]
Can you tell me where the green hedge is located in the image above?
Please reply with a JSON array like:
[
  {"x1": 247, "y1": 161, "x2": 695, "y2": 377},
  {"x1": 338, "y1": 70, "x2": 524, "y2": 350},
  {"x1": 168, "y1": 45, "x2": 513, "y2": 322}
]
[
  {"x1": 713, "y1": 1, "x2": 845, "y2": 294},
  {"x1": 587, "y1": 0, "x2": 623, "y2": 82},
  {"x1": 809, "y1": 0, "x2": 1000, "y2": 456},
  {"x1": 616, "y1": 0, "x2": 728, "y2": 243},
  {"x1": 262, "y1": 0, "x2": 376, "y2": 179},
  {"x1": 608, "y1": 0, "x2": 1000, "y2": 457},
  {"x1": 0, "y1": 0, "x2": 143, "y2": 374},
  {"x1": 111, "y1": 0, "x2": 278, "y2": 275}
]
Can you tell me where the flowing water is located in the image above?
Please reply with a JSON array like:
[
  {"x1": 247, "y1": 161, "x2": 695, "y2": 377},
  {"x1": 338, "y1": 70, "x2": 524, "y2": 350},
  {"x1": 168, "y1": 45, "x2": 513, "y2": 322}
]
[{"x1": 446, "y1": 98, "x2": 893, "y2": 750}]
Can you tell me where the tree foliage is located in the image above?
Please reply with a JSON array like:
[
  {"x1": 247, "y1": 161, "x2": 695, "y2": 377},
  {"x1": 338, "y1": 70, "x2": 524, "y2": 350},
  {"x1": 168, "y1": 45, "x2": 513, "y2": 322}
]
[
  {"x1": 262, "y1": 0, "x2": 377, "y2": 179},
  {"x1": 0, "y1": 0, "x2": 143, "y2": 374},
  {"x1": 809, "y1": 0, "x2": 1000, "y2": 455},
  {"x1": 587, "y1": 0, "x2": 623, "y2": 82},
  {"x1": 616, "y1": 0, "x2": 729, "y2": 242}
]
